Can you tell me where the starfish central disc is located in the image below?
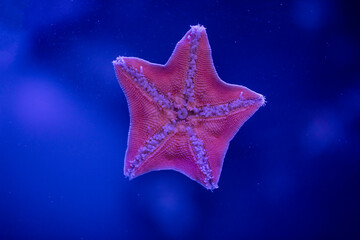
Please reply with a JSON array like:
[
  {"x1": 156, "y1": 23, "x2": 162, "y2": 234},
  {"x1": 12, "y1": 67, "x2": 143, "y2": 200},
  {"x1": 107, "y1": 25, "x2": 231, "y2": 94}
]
[{"x1": 177, "y1": 108, "x2": 188, "y2": 119}]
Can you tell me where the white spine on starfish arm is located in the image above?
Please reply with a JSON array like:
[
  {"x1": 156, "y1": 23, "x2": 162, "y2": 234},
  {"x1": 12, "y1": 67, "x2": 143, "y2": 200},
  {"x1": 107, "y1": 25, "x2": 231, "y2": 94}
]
[
  {"x1": 186, "y1": 126, "x2": 213, "y2": 187},
  {"x1": 183, "y1": 25, "x2": 205, "y2": 104},
  {"x1": 198, "y1": 92, "x2": 265, "y2": 118},
  {"x1": 113, "y1": 57, "x2": 173, "y2": 109},
  {"x1": 127, "y1": 123, "x2": 176, "y2": 177}
]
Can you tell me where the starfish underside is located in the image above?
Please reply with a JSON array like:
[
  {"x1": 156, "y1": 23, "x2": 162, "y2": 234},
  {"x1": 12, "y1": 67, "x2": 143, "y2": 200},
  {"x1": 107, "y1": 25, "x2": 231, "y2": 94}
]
[{"x1": 113, "y1": 25, "x2": 265, "y2": 190}]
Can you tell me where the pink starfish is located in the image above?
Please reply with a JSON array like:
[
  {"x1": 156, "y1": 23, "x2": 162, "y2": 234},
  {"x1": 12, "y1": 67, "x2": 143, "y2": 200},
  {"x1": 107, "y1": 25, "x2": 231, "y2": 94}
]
[{"x1": 113, "y1": 25, "x2": 265, "y2": 190}]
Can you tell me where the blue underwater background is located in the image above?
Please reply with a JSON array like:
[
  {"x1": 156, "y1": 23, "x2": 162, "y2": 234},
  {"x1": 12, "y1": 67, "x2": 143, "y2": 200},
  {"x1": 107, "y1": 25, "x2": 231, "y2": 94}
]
[{"x1": 1, "y1": 0, "x2": 360, "y2": 239}]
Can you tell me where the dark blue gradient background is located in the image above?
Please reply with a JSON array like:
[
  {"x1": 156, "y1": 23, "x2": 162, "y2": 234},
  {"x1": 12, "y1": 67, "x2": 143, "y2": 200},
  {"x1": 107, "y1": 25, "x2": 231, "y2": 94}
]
[{"x1": 1, "y1": 0, "x2": 359, "y2": 239}]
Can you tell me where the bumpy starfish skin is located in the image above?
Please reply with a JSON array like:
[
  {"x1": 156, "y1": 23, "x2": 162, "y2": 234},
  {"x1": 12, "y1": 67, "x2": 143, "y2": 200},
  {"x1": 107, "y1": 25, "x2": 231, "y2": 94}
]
[{"x1": 113, "y1": 25, "x2": 265, "y2": 190}]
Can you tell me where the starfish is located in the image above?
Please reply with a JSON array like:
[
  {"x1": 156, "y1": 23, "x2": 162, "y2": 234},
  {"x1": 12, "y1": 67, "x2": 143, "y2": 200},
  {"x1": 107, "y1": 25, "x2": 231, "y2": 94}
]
[{"x1": 113, "y1": 25, "x2": 265, "y2": 190}]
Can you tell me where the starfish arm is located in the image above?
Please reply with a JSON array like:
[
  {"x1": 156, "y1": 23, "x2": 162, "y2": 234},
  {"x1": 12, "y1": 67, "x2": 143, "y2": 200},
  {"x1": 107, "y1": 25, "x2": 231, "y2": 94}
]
[
  {"x1": 114, "y1": 31, "x2": 198, "y2": 108},
  {"x1": 186, "y1": 126, "x2": 216, "y2": 189},
  {"x1": 127, "y1": 122, "x2": 176, "y2": 178},
  {"x1": 113, "y1": 59, "x2": 171, "y2": 176},
  {"x1": 113, "y1": 57, "x2": 174, "y2": 110},
  {"x1": 196, "y1": 87, "x2": 265, "y2": 118},
  {"x1": 189, "y1": 25, "x2": 263, "y2": 108},
  {"x1": 131, "y1": 130, "x2": 215, "y2": 189},
  {"x1": 164, "y1": 25, "x2": 200, "y2": 104},
  {"x1": 193, "y1": 101, "x2": 263, "y2": 187}
]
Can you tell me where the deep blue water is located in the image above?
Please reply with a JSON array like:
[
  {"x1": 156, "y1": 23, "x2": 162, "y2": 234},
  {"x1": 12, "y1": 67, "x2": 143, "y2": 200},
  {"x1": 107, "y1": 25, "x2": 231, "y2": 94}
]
[{"x1": 1, "y1": 0, "x2": 359, "y2": 239}]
